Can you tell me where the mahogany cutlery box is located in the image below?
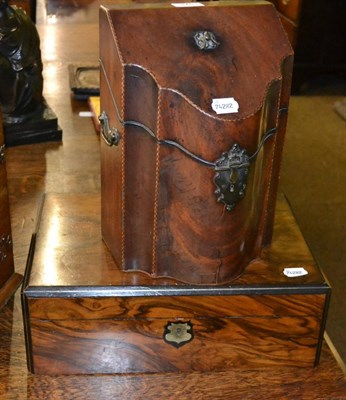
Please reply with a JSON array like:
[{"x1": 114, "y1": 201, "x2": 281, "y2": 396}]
[
  {"x1": 21, "y1": 194, "x2": 330, "y2": 374},
  {"x1": 99, "y1": 1, "x2": 294, "y2": 285}
]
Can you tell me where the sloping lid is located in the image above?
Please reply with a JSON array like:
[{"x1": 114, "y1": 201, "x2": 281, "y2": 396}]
[{"x1": 105, "y1": 1, "x2": 292, "y2": 119}]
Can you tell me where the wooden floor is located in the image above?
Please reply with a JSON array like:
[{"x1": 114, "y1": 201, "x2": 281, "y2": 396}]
[{"x1": 0, "y1": 2, "x2": 346, "y2": 399}]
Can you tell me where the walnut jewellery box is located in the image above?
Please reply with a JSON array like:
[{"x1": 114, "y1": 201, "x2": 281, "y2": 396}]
[{"x1": 21, "y1": 1, "x2": 331, "y2": 374}]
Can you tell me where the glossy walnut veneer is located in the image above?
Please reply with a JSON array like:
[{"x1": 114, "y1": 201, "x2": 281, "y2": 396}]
[{"x1": 22, "y1": 193, "x2": 330, "y2": 374}]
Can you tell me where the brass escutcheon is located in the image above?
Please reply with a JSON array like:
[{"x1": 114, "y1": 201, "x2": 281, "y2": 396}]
[{"x1": 163, "y1": 321, "x2": 194, "y2": 348}]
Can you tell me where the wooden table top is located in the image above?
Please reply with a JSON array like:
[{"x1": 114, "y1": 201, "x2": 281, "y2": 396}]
[{"x1": 1, "y1": 20, "x2": 345, "y2": 399}]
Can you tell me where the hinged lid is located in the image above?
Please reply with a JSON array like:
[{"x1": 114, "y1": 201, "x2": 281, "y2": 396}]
[{"x1": 101, "y1": 1, "x2": 292, "y2": 120}]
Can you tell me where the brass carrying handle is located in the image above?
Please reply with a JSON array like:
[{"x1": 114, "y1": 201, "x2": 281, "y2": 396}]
[{"x1": 98, "y1": 111, "x2": 121, "y2": 146}]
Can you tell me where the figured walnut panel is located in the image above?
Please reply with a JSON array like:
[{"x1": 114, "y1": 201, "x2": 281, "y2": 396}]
[
  {"x1": 30, "y1": 314, "x2": 321, "y2": 374},
  {"x1": 28, "y1": 294, "x2": 326, "y2": 320}
]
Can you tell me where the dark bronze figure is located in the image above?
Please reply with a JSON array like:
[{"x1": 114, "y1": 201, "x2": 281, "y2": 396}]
[
  {"x1": 0, "y1": 0, "x2": 44, "y2": 124},
  {"x1": 0, "y1": 0, "x2": 62, "y2": 146}
]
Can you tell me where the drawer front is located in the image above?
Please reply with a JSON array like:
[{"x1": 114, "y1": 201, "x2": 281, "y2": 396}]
[
  {"x1": 26, "y1": 293, "x2": 327, "y2": 374},
  {"x1": 28, "y1": 293, "x2": 326, "y2": 320},
  {"x1": 29, "y1": 314, "x2": 322, "y2": 374}
]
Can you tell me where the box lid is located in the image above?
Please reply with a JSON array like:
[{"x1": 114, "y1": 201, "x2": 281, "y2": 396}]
[
  {"x1": 23, "y1": 193, "x2": 329, "y2": 296},
  {"x1": 101, "y1": 1, "x2": 292, "y2": 119}
]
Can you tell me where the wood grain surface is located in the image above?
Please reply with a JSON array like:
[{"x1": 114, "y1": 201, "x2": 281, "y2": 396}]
[
  {"x1": 1, "y1": 294, "x2": 346, "y2": 399},
  {"x1": 29, "y1": 314, "x2": 322, "y2": 374},
  {"x1": 100, "y1": 2, "x2": 294, "y2": 284},
  {"x1": 28, "y1": 293, "x2": 326, "y2": 320},
  {"x1": 25, "y1": 193, "x2": 327, "y2": 288},
  {"x1": 22, "y1": 193, "x2": 328, "y2": 374}
]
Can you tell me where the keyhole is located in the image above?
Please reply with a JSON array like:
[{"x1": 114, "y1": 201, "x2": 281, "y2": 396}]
[
  {"x1": 229, "y1": 168, "x2": 238, "y2": 192},
  {"x1": 230, "y1": 168, "x2": 238, "y2": 183}
]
